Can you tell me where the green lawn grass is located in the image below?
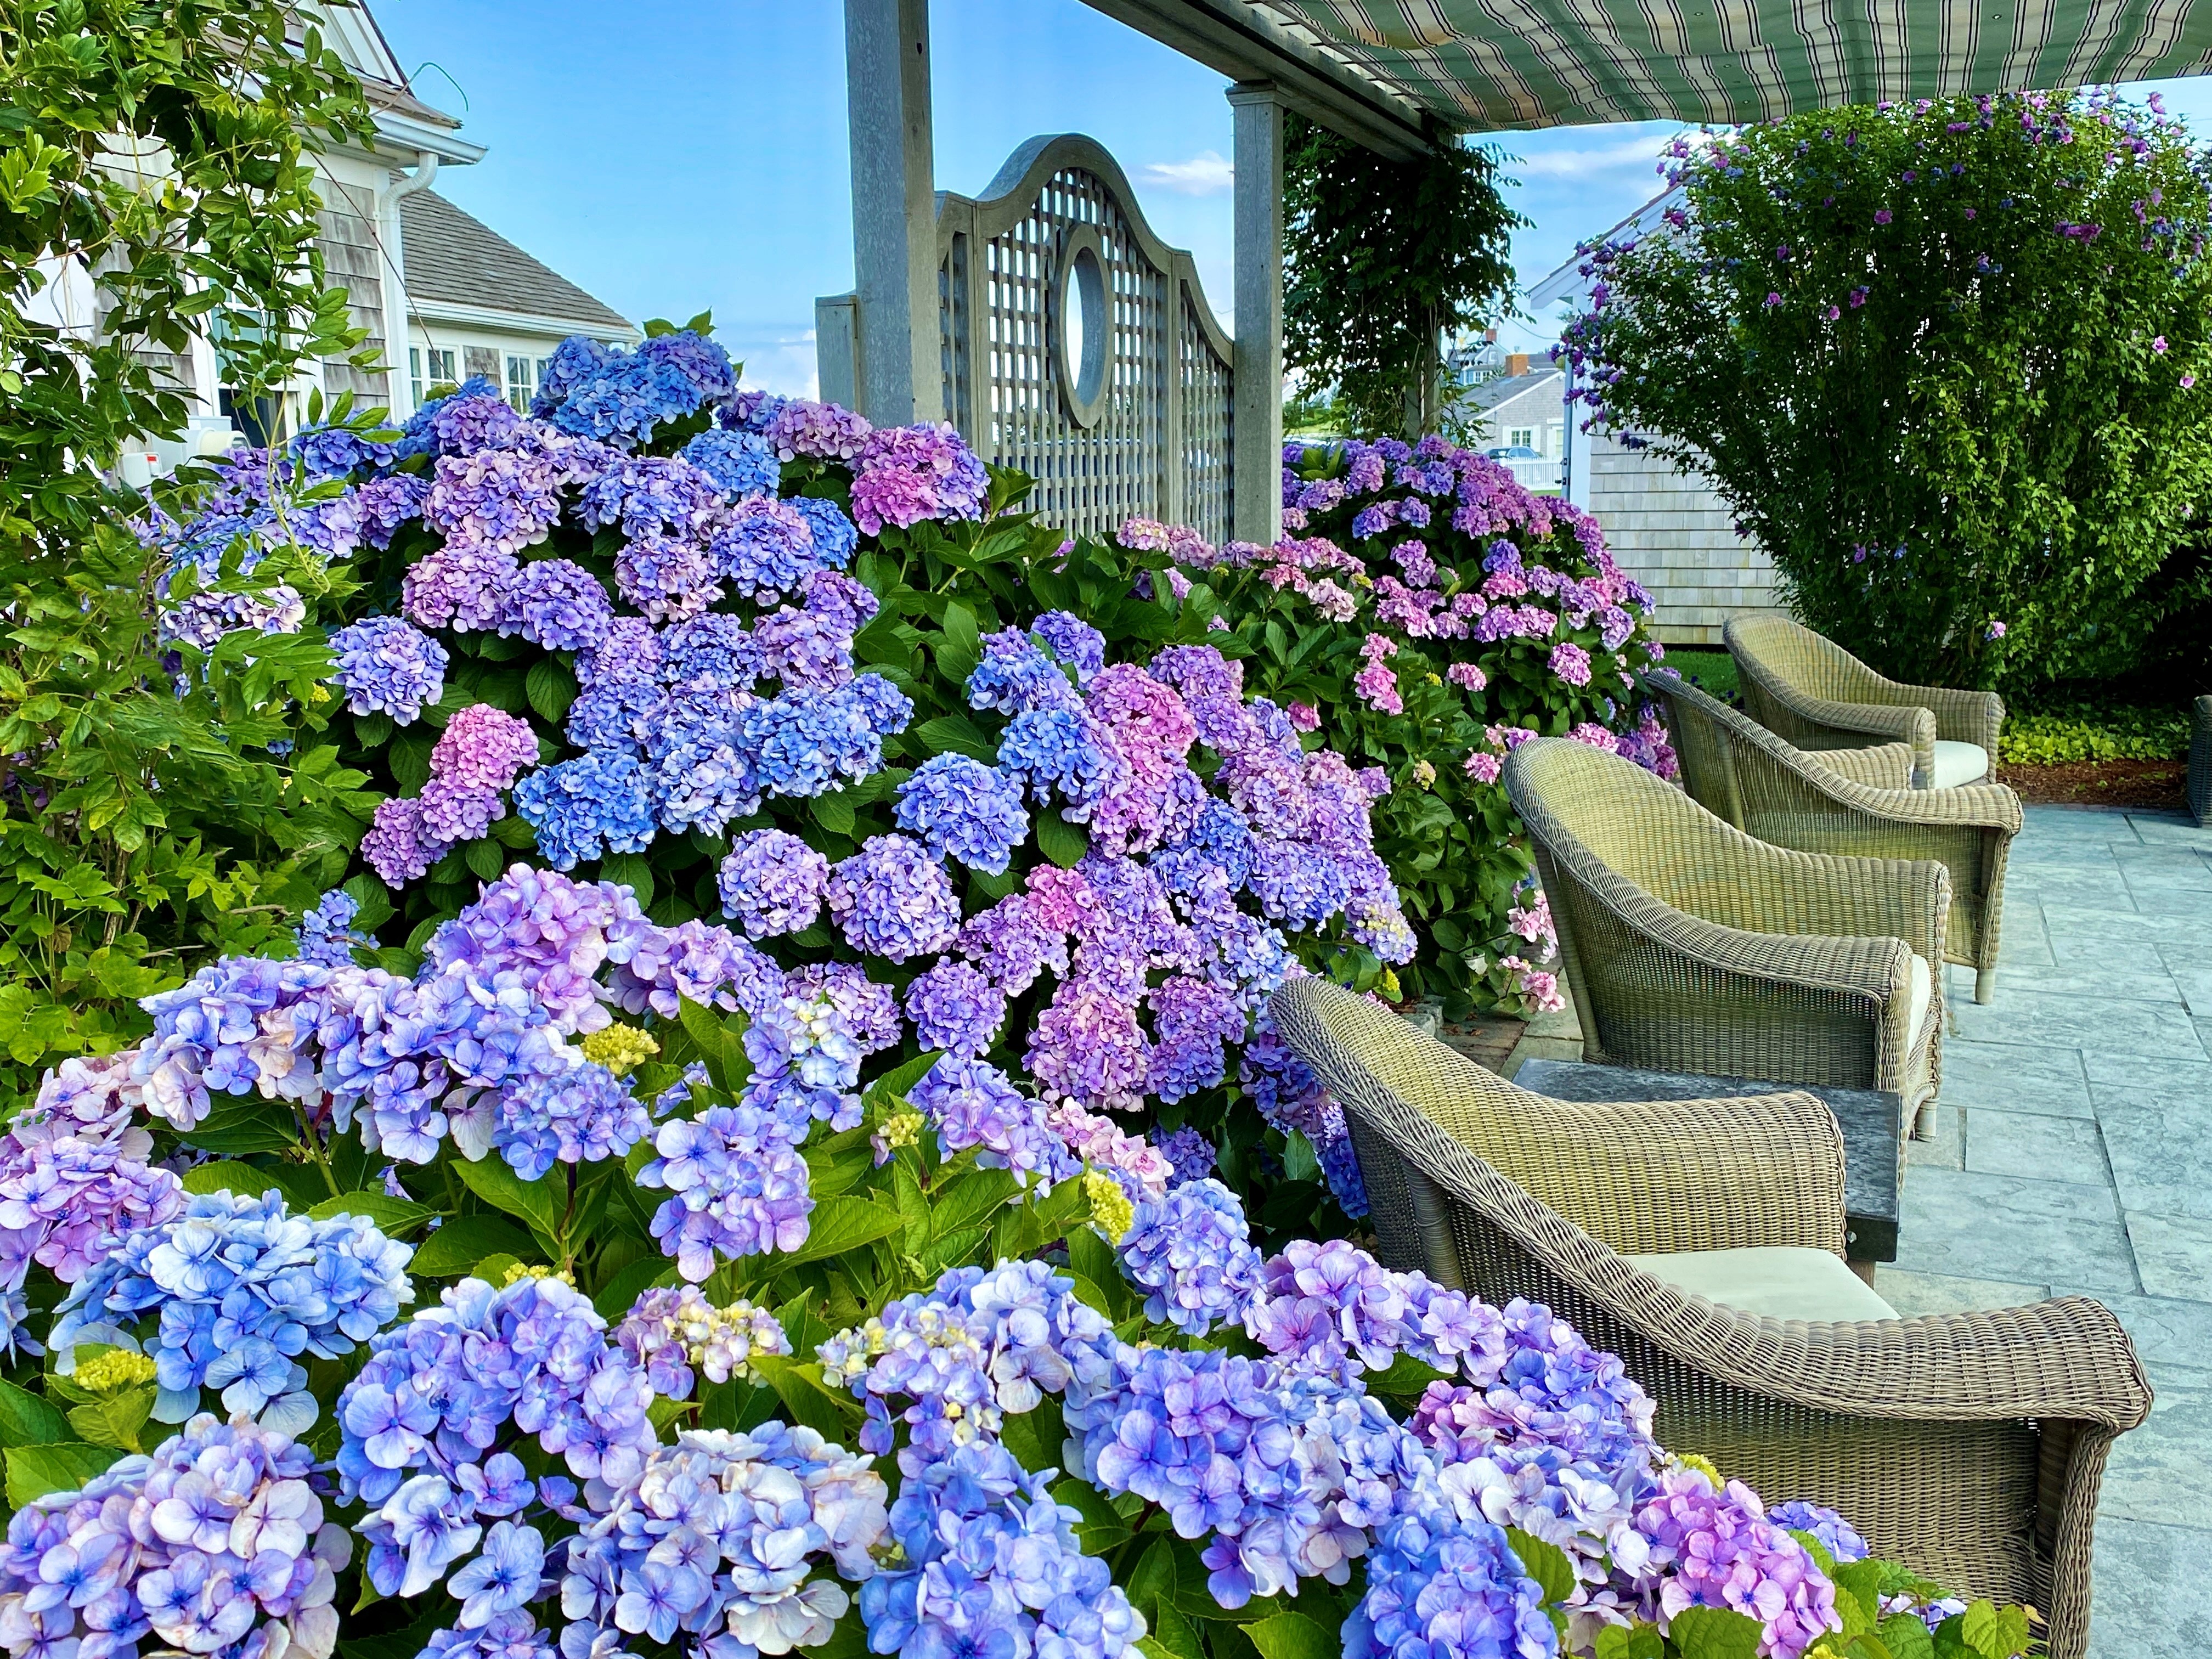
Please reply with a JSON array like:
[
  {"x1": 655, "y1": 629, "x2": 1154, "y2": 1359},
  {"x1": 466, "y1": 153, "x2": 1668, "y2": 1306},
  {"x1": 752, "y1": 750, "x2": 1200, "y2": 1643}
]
[{"x1": 1663, "y1": 646, "x2": 1740, "y2": 703}]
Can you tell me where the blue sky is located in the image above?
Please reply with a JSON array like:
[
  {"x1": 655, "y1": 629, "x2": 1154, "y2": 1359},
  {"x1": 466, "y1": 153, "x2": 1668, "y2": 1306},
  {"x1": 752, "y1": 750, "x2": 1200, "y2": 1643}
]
[{"x1": 371, "y1": 0, "x2": 2212, "y2": 392}]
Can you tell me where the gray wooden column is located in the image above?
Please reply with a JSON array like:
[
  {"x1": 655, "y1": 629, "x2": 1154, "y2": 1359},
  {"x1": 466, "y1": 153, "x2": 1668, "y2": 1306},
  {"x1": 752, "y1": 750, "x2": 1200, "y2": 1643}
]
[
  {"x1": 1227, "y1": 83, "x2": 1285, "y2": 547},
  {"x1": 845, "y1": 0, "x2": 941, "y2": 425}
]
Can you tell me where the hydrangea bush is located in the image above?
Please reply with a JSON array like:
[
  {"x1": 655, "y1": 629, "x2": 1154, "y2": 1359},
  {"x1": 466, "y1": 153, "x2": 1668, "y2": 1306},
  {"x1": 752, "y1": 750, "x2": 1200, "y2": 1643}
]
[
  {"x1": 1117, "y1": 438, "x2": 1674, "y2": 1015},
  {"x1": 136, "y1": 323, "x2": 1412, "y2": 1243},
  {"x1": 0, "y1": 947, "x2": 2028, "y2": 1659}
]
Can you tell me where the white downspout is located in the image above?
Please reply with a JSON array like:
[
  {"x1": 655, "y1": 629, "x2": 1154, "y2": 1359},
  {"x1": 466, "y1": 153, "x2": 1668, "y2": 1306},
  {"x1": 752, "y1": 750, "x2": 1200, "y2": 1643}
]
[{"x1": 377, "y1": 154, "x2": 440, "y2": 417}]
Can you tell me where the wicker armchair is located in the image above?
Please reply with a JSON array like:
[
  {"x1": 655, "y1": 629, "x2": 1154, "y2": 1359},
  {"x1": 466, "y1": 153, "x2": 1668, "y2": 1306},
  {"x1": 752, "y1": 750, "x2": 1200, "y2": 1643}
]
[
  {"x1": 2191, "y1": 696, "x2": 2211, "y2": 827},
  {"x1": 1273, "y1": 977, "x2": 2150, "y2": 1659},
  {"x1": 1503, "y1": 736, "x2": 1949, "y2": 1125},
  {"x1": 1725, "y1": 614, "x2": 2004, "y2": 790},
  {"x1": 1641, "y1": 671, "x2": 2023, "y2": 1005}
]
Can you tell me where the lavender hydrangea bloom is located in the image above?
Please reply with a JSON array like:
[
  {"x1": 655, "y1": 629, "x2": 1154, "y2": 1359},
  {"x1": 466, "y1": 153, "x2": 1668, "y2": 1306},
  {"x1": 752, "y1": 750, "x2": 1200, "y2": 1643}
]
[
  {"x1": 297, "y1": 887, "x2": 371, "y2": 967},
  {"x1": 491, "y1": 1060, "x2": 651, "y2": 1181},
  {"x1": 403, "y1": 544, "x2": 522, "y2": 634},
  {"x1": 331, "y1": 616, "x2": 448, "y2": 724},
  {"x1": 0, "y1": 1413, "x2": 353, "y2": 1659},
  {"x1": 337, "y1": 1274, "x2": 653, "y2": 1596},
  {"x1": 1769, "y1": 1501, "x2": 1871, "y2": 1565},
  {"x1": 893, "y1": 753, "x2": 1030, "y2": 873},
  {"x1": 424, "y1": 448, "x2": 565, "y2": 557},
  {"x1": 1115, "y1": 1177, "x2": 1263, "y2": 1335},
  {"x1": 765, "y1": 398, "x2": 872, "y2": 461},
  {"x1": 637, "y1": 1103, "x2": 813, "y2": 1279},
  {"x1": 716, "y1": 828, "x2": 831, "y2": 939},
  {"x1": 612, "y1": 528, "x2": 721, "y2": 623},
  {"x1": 564, "y1": 1424, "x2": 886, "y2": 1659},
  {"x1": 679, "y1": 427, "x2": 781, "y2": 498},
  {"x1": 902, "y1": 960, "x2": 1006, "y2": 1058},
  {"x1": 825, "y1": 834, "x2": 960, "y2": 962},
  {"x1": 848, "y1": 421, "x2": 988, "y2": 533},
  {"x1": 1151, "y1": 1124, "x2": 1217, "y2": 1186},
  {"x1": 500, "y1": 558, "x2": 614, "y2": 653},
  {"x1": 1031, "y1": 610, "x2": 1107, "y2": 680},
  {"x1": 709, "y1": 495, "x2": 819, "y2": 599},
  {"x1": 615, "y1": 1284, "x2": 788, "y2": 1399},
  {"x1": 910, "y1": 1057, "x2": 1073, "y2": 1187}
]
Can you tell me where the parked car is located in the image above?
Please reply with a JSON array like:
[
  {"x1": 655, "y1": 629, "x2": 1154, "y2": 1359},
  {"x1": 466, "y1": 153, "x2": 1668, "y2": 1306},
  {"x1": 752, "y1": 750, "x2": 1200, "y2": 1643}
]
[{"x1": 1483, "y1": 445, "x2": 1561, "y2": 492}]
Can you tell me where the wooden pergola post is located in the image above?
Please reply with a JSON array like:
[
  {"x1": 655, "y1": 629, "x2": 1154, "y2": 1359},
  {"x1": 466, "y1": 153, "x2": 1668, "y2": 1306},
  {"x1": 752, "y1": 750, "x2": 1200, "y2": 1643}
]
[
  {"x1": 1228, "y1": 82, "x2": 1285, "y2": 548},
  {"x1": 843, "y1": 0, "x2": 941, "y2": 426}
]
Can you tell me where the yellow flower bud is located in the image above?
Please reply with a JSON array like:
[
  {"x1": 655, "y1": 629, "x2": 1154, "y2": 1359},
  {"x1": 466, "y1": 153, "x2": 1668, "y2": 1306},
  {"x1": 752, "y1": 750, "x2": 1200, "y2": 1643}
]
[{"x1": 579, "y1": 1023, "x2": 659, "y2": 1077}]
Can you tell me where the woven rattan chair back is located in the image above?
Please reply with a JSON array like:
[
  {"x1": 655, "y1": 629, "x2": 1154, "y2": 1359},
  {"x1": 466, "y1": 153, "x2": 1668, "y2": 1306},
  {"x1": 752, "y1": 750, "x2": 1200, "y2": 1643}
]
[
  {"x1": 1503, "y1": 737, "x2": 1910, "y2": 1090},
  {"x1": 1640, "y1": 671, "x2": 2018, "y2": 992},
  {"x1": 2191, "y1": 696, "x2": 2211, "y2": 827},
  {"x1": 1726, "y1": 614, "x2": 1883, "y2": 749},
  {"x1": 1272, "y1": 975, "x2": 2152, "y2": 1657}
]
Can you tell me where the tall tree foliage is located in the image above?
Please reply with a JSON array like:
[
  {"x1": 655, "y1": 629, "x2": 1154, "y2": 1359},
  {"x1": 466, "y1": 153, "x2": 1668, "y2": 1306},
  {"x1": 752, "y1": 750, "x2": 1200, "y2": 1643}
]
[
  {"x1": 1564, "y1": 90, "x2": 2212, "y2": 691},
  {"x1": 0, "y1": 0, "x2": 378, "y2": 1087},
  {"x1": 1282, "y1": 113, "x2": 1523, "y2": 439}
]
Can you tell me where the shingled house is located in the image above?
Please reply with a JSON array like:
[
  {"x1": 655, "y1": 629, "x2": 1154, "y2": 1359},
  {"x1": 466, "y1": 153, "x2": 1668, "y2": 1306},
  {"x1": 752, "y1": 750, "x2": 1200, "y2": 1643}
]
[{"x1": 398, "y1": 190, "x2": 637, "y2": 414}]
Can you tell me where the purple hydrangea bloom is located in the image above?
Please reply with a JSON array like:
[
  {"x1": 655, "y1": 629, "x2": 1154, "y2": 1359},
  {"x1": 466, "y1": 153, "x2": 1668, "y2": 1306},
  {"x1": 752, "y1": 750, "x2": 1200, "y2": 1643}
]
[
  {"x1": 1769, "y1": 1501, "x2": 1871, "y2": 1565},
  {"x1": 967, "y1": 637, "x2": 1080, "y2": 716},
  {"x1": 611, "y1": 527, "x2": 722, "y2": 623},
  {"x1": 902, "y1": 961, "x2": 1006, "y2": 1058},
  {"x1": 825, "y1": 834, "x2": 961, "y2": 962},
  {"x1": 716, "y1": 829, "x2": 831, "y2": 939},
  {"x1": 910, "y1": 1057, "x2": 1074, "y2": 1188},
  {"x1": 403, "y1": 543, "x2": 522, "y2": 634},
  {"x1": 1031, "y1": 610, "x2": 1106, "y2": 680},
  {"x1": 500, "y1": 557, "x2": 613, "y2": 653},
  {"x1": 423, "y1": 448, "x2": 565, "y2": 557},
  {"x1": 765, "y1": 398, "x2": 872, "y2": 462},
  {"x1": 1152, "y1": 1124, "x2": 1217, "y2": 1186},
  {"x1": 848, "y1": 421, "x2": 989, "y2": 533},
  {"x1": 0, "y1": 1413, "x2": 353, "y2": 1659},
  {"x1": 710, "y1": 495, "x2": 819, "y2": 599},
  {"x1": 637, "y1": 1104, "x2": 813, "y2": 1279},
  {"x1": 1115, "y1": 1177, "x2": 1263, "y2": 1335}
]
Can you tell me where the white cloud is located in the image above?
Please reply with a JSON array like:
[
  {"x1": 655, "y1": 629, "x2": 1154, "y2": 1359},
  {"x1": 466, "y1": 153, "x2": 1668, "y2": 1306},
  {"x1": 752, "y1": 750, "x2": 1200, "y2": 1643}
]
[
  {"x1": 1507, "y1": 134, "x2": 1675, "y2": 182},
  {"x1": 1140, "y1": 150, "x2": 1234, "y2": 196}
]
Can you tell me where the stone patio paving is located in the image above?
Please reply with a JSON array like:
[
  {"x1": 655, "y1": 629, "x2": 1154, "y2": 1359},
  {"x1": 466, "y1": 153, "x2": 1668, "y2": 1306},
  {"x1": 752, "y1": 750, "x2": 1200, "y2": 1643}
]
[{"x1": 1870, "y1": 801, "x2": 2210, "y2": 1658}]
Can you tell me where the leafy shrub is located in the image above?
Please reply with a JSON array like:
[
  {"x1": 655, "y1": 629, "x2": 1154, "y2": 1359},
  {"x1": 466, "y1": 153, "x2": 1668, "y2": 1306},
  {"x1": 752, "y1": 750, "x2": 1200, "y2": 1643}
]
[
  {"x1": 1130, "y1": 436, "x2": 1673, "y2": 1017},
  {"x1": 136, "y1": 326, "x2": 1412, "y2": 1243},
  {"x1": 0, "y1": 907, "x2": 2033, "y2": 1659},
  {"x1": 1564, "y1": 89, "x2": 2212, "y2": 692},
  {"x1": 1998, "y1": 702, "x2": 2192, "y2": 765},
  {"x1": 0, "y1": 0, "x2": 378, "y2": 1094}
]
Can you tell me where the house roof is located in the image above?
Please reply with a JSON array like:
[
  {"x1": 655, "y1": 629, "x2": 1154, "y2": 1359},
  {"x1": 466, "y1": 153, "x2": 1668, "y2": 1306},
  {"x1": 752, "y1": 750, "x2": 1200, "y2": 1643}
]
[
  {"x1": 1465, "y1": 369, "x2": 1563, "y2": 412},
  {"x1": 1084, "y1": 0, "x2": 2212, "y2": 137},
  {"x1": 400, "y1": 191, "x2": 633, "y2": 335}
]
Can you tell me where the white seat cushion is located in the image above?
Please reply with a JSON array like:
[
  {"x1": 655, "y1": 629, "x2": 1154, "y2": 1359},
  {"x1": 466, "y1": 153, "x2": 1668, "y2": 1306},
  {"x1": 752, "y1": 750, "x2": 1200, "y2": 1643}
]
[
  {"x1": 1906, "y1": 952, "x2": 1933, "y2": 1044},
  {"x1": 1930, "y1": 740, "x2": 1990, "y2": 788},
  {"x1": 1622, "y1": 1246, "x2": 1898, "y2": 1321}
]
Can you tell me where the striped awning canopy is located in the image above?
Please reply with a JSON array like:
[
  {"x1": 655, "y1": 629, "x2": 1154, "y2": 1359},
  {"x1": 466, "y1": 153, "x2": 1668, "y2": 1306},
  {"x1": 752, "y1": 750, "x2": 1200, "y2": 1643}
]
[{"x1": 1084, "y1": 0, "x2": 2212, "y2": 146}]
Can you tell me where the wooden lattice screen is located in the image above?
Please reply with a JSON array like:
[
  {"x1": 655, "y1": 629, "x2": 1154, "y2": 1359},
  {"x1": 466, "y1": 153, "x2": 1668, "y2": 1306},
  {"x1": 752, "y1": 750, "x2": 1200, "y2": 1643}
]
[{"x1": 935, "y1": 135, "x2": 1235, "y2": 546}]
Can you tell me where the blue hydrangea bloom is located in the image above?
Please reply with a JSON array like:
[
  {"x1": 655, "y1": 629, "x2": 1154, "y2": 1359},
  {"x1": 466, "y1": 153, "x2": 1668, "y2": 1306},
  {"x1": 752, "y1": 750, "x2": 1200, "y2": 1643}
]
[
  {"x1": 1031, "y1": 610, "x2": 1107, "y2": 681},
  {"x1": 514, "y1": 751, "x2": 657, "y2": 869},
  {"x1": 893, "y1": 753, "x2": 1030, "y2": 873},
  {"x1": 297, "y1": 888, "x2": 370, "y2": 967},
  {"x1": 788, "y1": 494, "x2": 859, "y2": 568},
  {"x1": 680, "y1": 428, "x2": 781, "y2": 499}
]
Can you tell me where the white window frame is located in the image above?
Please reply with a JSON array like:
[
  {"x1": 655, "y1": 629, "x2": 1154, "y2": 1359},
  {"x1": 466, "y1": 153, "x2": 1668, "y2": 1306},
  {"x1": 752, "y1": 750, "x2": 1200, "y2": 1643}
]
[{"x1": 506, "y1": 353, "x2": 536, "y2": 413}]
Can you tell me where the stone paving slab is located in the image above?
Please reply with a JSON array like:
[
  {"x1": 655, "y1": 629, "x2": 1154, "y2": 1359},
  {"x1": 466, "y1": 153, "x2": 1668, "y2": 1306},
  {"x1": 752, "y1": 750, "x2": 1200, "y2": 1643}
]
[{"x1": 1894, "y1": 805, "x2": 2211, "y2": 1656}]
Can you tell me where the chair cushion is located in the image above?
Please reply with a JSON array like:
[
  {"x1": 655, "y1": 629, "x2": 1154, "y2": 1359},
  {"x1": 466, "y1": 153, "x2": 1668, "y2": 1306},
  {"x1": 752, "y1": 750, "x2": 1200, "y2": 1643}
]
[
  {"x1": 1621, "y1": 1246, "x2": 1898, "y2": 1321},
  {"x1": 1931, "y1": 740, "x2": 1990, "y2": 788},
  {"x1": 1907, "y1": 952, "x2": 1933, "y2": 1044}
]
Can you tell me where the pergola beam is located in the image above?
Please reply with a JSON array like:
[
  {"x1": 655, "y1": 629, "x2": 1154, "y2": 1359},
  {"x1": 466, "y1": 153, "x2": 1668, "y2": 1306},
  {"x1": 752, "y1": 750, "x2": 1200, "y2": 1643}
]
[{"x1": 1077, "y1": 0, "x2": 1433, "y2": 160}]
